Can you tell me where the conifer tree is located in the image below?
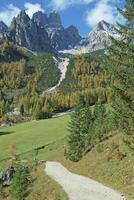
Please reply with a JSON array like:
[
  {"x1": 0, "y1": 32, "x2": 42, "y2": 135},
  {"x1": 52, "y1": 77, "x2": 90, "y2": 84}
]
[
  {"x1": 93, "y1": 101, "x2": 107, "y2": 140},
  {"x1": 66, "y1": 95, "x2": 93, "y2": 162},
  {"x1": 106, "y1": 0, "x2": 134, "y2": 149},
  {"x1": 10, "y1": 165, "x2": 31, "y2": 200}
]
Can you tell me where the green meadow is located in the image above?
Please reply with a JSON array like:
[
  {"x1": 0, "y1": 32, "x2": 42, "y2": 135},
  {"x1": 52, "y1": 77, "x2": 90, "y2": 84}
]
[
  {"x1": 0, "y1": 114, "x2": 134, "y2": 200},
  {"x1": 0, "y1": 115, "x2": 70, "y2": 162}
]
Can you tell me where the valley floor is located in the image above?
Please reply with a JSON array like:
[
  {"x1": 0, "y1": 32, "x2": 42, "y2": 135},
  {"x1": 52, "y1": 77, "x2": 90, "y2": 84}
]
[{"x1": 0, "y1": 115, "x2": 134, "y2": 200}]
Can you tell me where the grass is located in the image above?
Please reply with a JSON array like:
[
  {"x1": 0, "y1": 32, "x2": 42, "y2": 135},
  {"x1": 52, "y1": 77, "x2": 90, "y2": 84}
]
[
  {"x1": 26, "y1": 165, "x2": 68, "y2": 200},
  {"x1": 0, "y1": 115, "x2": 70, "y2": 200},
  {"x1": 0, "y1": 115, "x2": 70, "y2": 162},
  {"x1": 0, "y1": 114, "x2": 134, "y2": 200},
  {"x1": 47, "y1": 134, "x2": 134, "y2": 200},
  {"x1": 0, "y1": 164, "x2": 68, "y2": 200}
]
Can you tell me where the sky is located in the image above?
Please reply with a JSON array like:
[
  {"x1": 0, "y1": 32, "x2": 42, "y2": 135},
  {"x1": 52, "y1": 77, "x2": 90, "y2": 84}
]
[{"x1": 0, "y1": 0, "x2": 125, "y2": 36}]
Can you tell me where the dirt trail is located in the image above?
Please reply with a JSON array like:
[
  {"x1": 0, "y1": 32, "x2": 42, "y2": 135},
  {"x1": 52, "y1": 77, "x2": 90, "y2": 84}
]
[{"x1": 45, "y1": 161, "x2": 127, "y2": 200}]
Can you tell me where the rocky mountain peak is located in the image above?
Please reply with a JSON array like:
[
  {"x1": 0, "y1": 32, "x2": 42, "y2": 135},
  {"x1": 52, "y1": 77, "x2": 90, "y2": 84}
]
[
  {"x1": 92, "y1": 20, "x2": 116, "y2": 33},
  {"x1": 80, "y1": 20, "x2": 120, "y2": 52},
  {"x1": 96, "y1": 20, "x2": 110, "y2": 30},
  {"x1": 66, "y1": 25, "x2": 79, "y2": 34},
  {"x1": 0, "y1": 21, "x2": 8, "y2": 33},
  {"x1": 2, "y1": 9, "x2": 81, "y2": 52},
  {"x1": 8, "y1": 11, "x2": 30, "y2": 33},
  {"x1": 15, "y1": 10, "x2": 30, "y2": 25},
  {"x1": 4, "y1": 10, "x2": 52, "y2": 53},
  {"x1": 32, "y1": 11, "x2": 48, "y2": 27},
  {"x1": 48, "y1": 11, "x2": 62, "y2": 28},
  {"x1": 65, "y1": 25, "x2": 82, "y2": 48},
  {"x1": 66, "y1": 20, "x2": 120, "y2": 55}
]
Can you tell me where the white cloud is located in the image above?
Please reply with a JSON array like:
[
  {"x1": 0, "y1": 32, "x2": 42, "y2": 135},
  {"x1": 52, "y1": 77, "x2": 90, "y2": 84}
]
[
  {"x1": 86, "y1": 0, "x2": 124, "y2": 27},
  {"x1": 0, "y1": 2, "x2": 45, "y2": 26},
  {"x1": 24, "y1": 2, "x2": 44, "y2": 18},
  {"x1": 0, "y1": 4, "x2": 20, "y2": 26},
  {"x1": 49, "y1": 0, "x2": 94, "y2": 11}
]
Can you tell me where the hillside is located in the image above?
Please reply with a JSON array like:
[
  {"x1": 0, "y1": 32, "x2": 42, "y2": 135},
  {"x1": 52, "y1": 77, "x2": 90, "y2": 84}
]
[
  {"x1": 0, "y1": 39, "x2": 60, "y2": 120},
  {"x1": 0, "y1": 41, "x2": 108, "y2": 122},
  {"x1": 49, "y1": 133, "x2": 134, "y2": 200},
  {"x1": 59, "y1": 49, "x2": 105, "y2": 94},
  {"x1": 0, "y1": 115, "x2": 134, "y2": 200}
]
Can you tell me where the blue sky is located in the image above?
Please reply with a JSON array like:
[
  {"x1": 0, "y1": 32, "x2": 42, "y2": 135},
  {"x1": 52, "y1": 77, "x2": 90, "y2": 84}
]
[{"x1": 0, "y1": 0, "x2": 125, "y2": 36}]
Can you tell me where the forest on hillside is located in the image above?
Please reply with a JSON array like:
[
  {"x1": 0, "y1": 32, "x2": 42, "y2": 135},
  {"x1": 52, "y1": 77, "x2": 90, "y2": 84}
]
[
  {"x1": 66, "y1": 0, "x2": 134, "y2": 162},
  {"x1": 0, "y1": 38, "x2": 110, "y2": 122},
  {"x1": 0, "y1": 39, "x2": 60, "y2": 122}
]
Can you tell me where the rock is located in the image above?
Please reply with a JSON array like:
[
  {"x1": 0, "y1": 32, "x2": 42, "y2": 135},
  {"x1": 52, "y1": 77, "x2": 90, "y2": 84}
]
[
  {"x1": 32, "y1": 11, "x2": 81, "y2": 50},
  {"x1": 94, "y1": 20, "x2": 116, "y2": 32},
  {"x1": 2, "y1": 10, "x2": 81, "y2": 52},
  {"x1": 0, "y1": 166, "x2": 15, "y2": 185},
  {"x1": 4, "y1": 11, "x2": 52, "y2": 53},
  {"x1": 0, "y1": 21, "x2": 8, "y2": 34},
  {"x1": 77, "y1": 20, "x2": 120, "y2": 52},
  {"x1": 32, "y1": 11, "x2": 48, "y2": 27},
  {"x1": 65, "y1": 25, "x2": 82, "y2": 47},
  {"x1": 0, "y1": 123, "x2": 10, "y2": 127},
  {"x1": 59, "y1": 20, "x2": 121, "y2": 55},
  {"x1": 48, "y1": 11, "x2": 62, "y2": 28},
  {"x1": 48, "y1": 27, "x2": 81, "y2": 50}
]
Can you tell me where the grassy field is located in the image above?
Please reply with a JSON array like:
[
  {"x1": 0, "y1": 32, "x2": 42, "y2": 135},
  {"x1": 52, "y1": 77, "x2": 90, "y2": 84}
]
[
  {"x1": 0, "y1": 115, "x2": 70, "y2": 162},
  {"x1": 0, "y1": 115, "x2": 134, "y2": 200},
  {"x1": 0, "y1": 115, "x2": 70, "y2": 200}
]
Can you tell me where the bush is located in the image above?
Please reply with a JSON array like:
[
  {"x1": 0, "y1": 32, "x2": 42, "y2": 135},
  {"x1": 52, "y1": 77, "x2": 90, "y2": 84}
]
[{"x1": 10, "y1": 164, "x2": 31, "y2": 200}]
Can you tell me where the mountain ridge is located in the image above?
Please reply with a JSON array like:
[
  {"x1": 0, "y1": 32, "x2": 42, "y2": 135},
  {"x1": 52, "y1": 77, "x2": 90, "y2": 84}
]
[
  {"x1": 0, "y1": 11, "x2": 120, "y2": 54},
  {"x1": 0, "y1": 10, "x2": 81, "y2": 53},
  {"x1": 0, "y1": 21, "x2": 8, "y2": 34},
  {"x1": 60, "y1": 20, "x2": 120, "y2": 55}
]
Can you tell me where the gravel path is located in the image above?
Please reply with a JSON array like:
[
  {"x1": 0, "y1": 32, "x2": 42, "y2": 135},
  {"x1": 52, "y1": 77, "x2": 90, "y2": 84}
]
[{"x1": 45, "y1": 161, "x2": 127, "y2": 200}]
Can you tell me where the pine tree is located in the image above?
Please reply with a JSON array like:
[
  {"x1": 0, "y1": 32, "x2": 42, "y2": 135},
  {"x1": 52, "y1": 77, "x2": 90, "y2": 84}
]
[
  {"x1": 106, "y1": 0, "x2": 134, "y2": 149},
  {"x1": 10, "y1": 165, "x2": 31, "y2": 200},
  {"x1": 93, "y1": 101, "x2": 107, "y2": 140},
  {"x1": 66, "y1": 95, "x2": 93, "y2": 162}
]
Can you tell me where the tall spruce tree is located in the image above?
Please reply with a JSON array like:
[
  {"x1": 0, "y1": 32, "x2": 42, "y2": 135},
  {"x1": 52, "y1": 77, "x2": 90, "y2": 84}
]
[
  {"x1": 106, "y1": 0, "x2": 134, "y2": 149},
  {"x1": 93, "y1": 101, "x2": 107, "y2": 140},
  {"x1": 66, "y1": 95, "x2": 93, "y2": 162}
]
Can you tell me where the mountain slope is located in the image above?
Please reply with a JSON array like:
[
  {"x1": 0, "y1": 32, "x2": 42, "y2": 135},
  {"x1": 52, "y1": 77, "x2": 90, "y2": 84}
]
[
  {"x1": 3, "y1": 11, "x2": 52, "y2": 53},
  {"x1": 0, "y1": 39, "x2": 60, "y2": 116},
  {"x1": 48, "y1": 132, "x2": 134, "y2": 200},
  {"x1": 0, "y1": 21, "x2": 8, "y2": 34},
  {"x1": 82, "y1": 20, "x2": 120, "y2": 52},
  {"x1": 59, "y1": 49, "x2": 105, "y2": 94},
  {"x1": 2, "y1": 10, "x2": 81, "y2": 53},
  {"x1": 60, "y1": 20, "x2": 120, "y2": 55},
  {"x1": 1, "y1": 9, "x2": 120, "y2": 54}
]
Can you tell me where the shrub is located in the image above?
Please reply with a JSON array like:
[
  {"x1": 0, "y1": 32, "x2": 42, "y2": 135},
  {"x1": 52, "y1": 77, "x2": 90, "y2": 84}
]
[{"x1": 10, "y1": 164, "x2": 31, "y2": 200}]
